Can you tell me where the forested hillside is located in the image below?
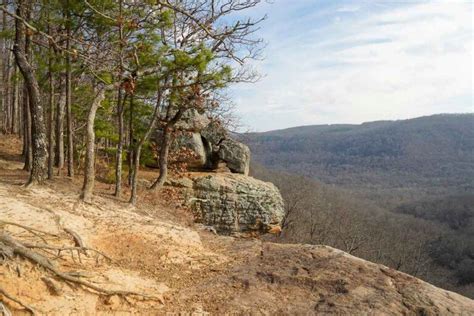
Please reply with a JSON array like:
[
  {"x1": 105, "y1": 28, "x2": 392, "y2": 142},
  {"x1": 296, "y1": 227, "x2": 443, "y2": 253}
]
[
  {"x1": 252, "y1": 163, "x2": 474, "y2": 298},
  {"x1": 244, "y1": 114, "x2": 474, "y2": 203},
  {"x1": 246, "y1": 115, "x2": 474, "y2": 298}
]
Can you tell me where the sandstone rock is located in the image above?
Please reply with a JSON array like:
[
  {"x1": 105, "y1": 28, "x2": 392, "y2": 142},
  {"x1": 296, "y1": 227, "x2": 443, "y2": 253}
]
[
  {"x1": 173, "y1": 132, "x2": 208, "y2": 168},
  {"x1": 218, "y1": 139, "x2": 250, "y2": 175},
  {"x1": 188, "y1": 173, "x2": 284, "y2": 233},
  {"x1": 174, "y1": 109, "x2": 210, "y2": 132},
  {"x1": 201, "y1": 120, "x2": 227, "y2": 148},
  {"x1": 171, "y1": 117, "x2": 250, "y2": 175},
  {"x1": 166, "y1": 177, "x2": 194, "y2": 188}
]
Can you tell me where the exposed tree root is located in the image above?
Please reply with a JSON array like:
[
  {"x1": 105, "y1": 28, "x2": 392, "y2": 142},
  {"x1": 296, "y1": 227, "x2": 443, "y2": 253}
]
[
  {"x1": 41, "y1": 276, "x2": 63, "y2": 296},
  {"x1": 0, "y1": 302, "x2": 13, "y2": 316},
  {"x1": 34, "y1": 205, "x2": 87, "y2": 255},
  {"x1": 0, "y1": 286, "x2": 36, "y2": 315},
  {"x1": 0, "y1": 231, "x2": 159, "y2": 313},
  {"x1": 0, "y1": 202, "x2": 159, "y2": 314},
  {"x1": 63, "y1": 228, "x2": 85, "y2": 248},
  {"x1": 0, "y1": 220, "x2": 59, "y2": 238},
  {"x1": 22, "y1": 242, "x2": 112, "y2": 263},
  {"x1": 63, "y1": 227, "x2": 89, "y2": 257}
]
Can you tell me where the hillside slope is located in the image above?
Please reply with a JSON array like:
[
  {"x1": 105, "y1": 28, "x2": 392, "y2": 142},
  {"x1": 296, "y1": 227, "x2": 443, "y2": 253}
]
[
  {"x1": 1, "y1": 139, "x2": 473, "y2": 314},
  {"x1": 243, "y1": 114, "x2": 474, "y2": 199},
  {"x1": 245, "y1": 115, "x2": 474, "y2": 298}
]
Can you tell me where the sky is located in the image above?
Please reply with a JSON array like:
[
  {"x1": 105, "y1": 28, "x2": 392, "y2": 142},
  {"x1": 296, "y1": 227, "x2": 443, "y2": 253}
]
[{"x1": 228, "y1": 0, "x2": 473, "y2": 132}]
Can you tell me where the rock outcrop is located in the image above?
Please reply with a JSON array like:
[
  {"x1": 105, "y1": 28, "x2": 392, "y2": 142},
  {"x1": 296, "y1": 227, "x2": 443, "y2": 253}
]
[
  {"x1": 172, "y1": 133, "x2": 208, "y2": 168},
  {"x1": 218, "y1": 139, "x2": 250, "y2": 175},
  {"x1": 173, "y1": 110, "x2": 250, "y2": 175},
  {"x1": 184, "y1": 173, "x2": 285, "y2": 234},
  {"x1": 173, "y1": 108, "x2": 210, "y2": 132},
  {"x1": 169, "y1": 110, "x2": 278, "y2": 234}
]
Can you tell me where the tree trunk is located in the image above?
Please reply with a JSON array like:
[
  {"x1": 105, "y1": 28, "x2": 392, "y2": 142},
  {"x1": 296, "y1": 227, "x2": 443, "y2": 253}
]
[
  {"x1": 4, "y1": 43, "x2": 12, "y2": 134},
  {"x1": 114, "y1": 0, "x2": 125, "y2": 197},
  {"x1": 129, "y1": 91, "x2": 162, "y2": 204},
  {"x1": 10, "y1": 64, "x2": 17, "y2": 134},
  {"x1": 80, "y1": 85, "x2": 106, "y2": 203},
  {"x1": 65, "y1": 4, "x2": 74, "y2": 177},
  {"x1": 22, "y1": 84, "x2": 30, "y2": 162},
  {"x1": 21, "y1": 7, "x2": 30, "y2": 169},
  {"x1": 149, "y1": 97, "x2": 181, "y2": 191},
  {"x1": 55, "y1": 79, "x2": 65, "y2": 173},
  {"x1": 47, "y1": 47, "x2": 55, "y2": 179},
  {"x1": 11, "y1": 65, "x2": 19, "y2": 135},
  {"x1": 129, "y1": 144, "x2": 142, "y2": 205},
  {"x1": 114, "y1": 90, "x2": 125, "y2": 197},
  {"x1": 127, "y1": 94, "x2": 134, "y2": 186},
  {"x1": 149, "y1": 126, "x2": 171, "y2": 190},
  {"x1": 14, "y1": 1, "x2": 48, "y2": 185},
  {"x1": 0, "y1": 3, "x2": 6, "y2": 133}
]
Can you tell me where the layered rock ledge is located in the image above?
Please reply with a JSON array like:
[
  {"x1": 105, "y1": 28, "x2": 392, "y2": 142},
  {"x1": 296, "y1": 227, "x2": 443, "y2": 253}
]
[{"x1": 181, "y1": 173, "x2": 285, "y2": 234}]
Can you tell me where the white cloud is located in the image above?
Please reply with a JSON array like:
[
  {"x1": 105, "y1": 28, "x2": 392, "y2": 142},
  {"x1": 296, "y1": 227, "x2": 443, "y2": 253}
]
[
  {"x1": 231, "y1": 1, "x2": 473, "y2": 131},
  {"x1": 336, "y1": 4, "x2": 360, "y2": 13}
]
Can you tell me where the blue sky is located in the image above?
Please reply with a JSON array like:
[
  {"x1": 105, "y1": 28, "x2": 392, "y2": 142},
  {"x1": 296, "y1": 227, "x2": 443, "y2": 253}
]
[{"x1": 229, "y1": 0, "x2": 473, "y2": 132}]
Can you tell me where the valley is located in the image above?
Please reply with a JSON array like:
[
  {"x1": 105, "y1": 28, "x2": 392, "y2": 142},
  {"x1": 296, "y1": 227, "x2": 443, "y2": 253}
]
[{"x1": 244, "y1": 114, "x2": 474, "y2": 298}]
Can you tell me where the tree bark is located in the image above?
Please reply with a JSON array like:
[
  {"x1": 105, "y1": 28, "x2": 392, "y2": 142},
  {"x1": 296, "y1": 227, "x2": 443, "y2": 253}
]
[
  {"x1": 149, "y1": 98, "x2": 182, "y2": 191},
  {"x1": 114, "y1": 0, "x2": 125, "y2": 197},
  {"x1": 127, "y1": 94, "x2": 134, "y2": 186},
  {"x1": 129, "y1": 89, "x2": 163, "y2": 204},
  {"x1": 14, "y1": 0, "x2": 48, "y2": 185},
  {"x1": 80, "y1": 85, "x2": 106, "y2": 203},
  {"x1": 65, "y1": 3, "x2": 74, "y2": 177},
  {"x1": 55, "y1": 79, "x2": 65, "y2": 173},
  {"x1": 3, "y1": 43, "x2": 12, "y2": 134},
  {"x1": 22, "y1": 4, "x2": 32, "y2": 171},
  {"x1": 22, "y1": 83, "x2": 30, "y2": 161},
  {"x1": 11, "y1": 65, "x2": 19, "y2": 135},
  {"x1": 0, "y1": 3, "x2": 6, "y2": 133},
  {"x1": 149, "y1": 126, "x2": 171, "y2": 190},
  {"x1": 5, "y1": 52, "x2": 16, "y2": 134},
  {"x1": 114, "y1": 90, "x2": 125, "y2": 197},
  {"x1": 47, "y1": 43, "x2": 55, "y2": 179}
]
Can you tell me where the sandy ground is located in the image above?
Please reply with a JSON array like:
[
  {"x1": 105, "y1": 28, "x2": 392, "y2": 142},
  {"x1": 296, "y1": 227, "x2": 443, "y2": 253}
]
[{"x1": 0, "y1": 135, "x2": 473, "y2": 315}]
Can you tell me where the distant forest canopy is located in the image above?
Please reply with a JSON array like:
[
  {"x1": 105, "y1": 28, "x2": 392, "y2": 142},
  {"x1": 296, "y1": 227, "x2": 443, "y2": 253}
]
[
  {"x1": 247, "y1": 114, "x2": 474, "y2": 298},
  {"x1": 243, "y1": 113, "x2": 474, "y2": 199}
]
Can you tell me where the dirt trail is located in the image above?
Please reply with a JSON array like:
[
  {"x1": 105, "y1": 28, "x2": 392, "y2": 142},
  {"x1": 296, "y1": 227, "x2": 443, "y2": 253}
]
[{"x1": 0, "y1": 135, "x2": 473, "y2": 315}]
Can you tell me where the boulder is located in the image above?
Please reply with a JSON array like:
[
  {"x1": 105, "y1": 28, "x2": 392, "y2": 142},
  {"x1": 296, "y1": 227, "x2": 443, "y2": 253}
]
[
  {"x1": 218, "y1": 139, "x2": 250, "y2": 175},
  {"x1": 173, "y1": 109, "x2": 210, "y2": 132},
  {"x1": 172, "y1": 133, "x2": 208, "y2": 168},
  {"x1": 169, "y1": 116, "x2": 250, "y2": 174},
  {"x1": 187, "y1": 173, "x2": 285, "y2": 234},
  {"x1": 201, "y1": 121, "x2": 227, "y2": 148},
  {"x1": 165, "y1": 177, "x2": 194, "y2": 188}
]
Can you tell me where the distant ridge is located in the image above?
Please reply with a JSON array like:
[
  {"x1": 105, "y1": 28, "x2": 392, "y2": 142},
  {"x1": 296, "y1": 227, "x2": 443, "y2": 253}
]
[
  {"x1": 242, "y1": 113, "x2": 474, "y2": 199},
  {"x1": 248, "y1": 113, "x2": 473, "y2": 136}
]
